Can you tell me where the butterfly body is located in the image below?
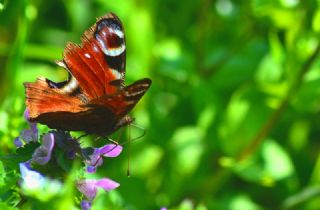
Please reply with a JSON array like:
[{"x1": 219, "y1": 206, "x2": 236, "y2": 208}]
[{"x1": 24, "y1": 13, "x2": 151, "y2": 135}]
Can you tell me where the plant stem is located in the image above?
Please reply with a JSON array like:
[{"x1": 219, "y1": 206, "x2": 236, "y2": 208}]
[{"x1": 237, "y1": 40, "x2": 320, "y2": 161}]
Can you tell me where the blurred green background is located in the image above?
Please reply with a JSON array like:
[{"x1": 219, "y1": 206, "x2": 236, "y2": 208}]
[{"x1": 2, "y1": 0, "x2": 320, "y2": 209}]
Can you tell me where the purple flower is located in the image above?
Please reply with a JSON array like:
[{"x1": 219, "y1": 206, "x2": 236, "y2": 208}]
[
  {"x1": 86, "y1": 166, "x2": 96, "y2": 173},
  {"x1": 19, "y1": 161, "x2": 63, "y2": 198},
  {"x1": 15, "y1": 109, "x2": 39, "y2": 146},
  {"x1": 14, "y1": 137, "x2": 23, "y2": 148},
  {"x1": 84, "y1": 144, "x2": 122, "y2": 173},
  {"x1": 19, "y1": 129, "x2": 37, "y2": 143},
  {"x1": 16, "y1": 109, "x2": 122, "y2": 209},
  {"x1": 19, "y1": 162, "x2": 45, "y2": 189},
  {"x1": 32, "y1": 133, "x2": 55, "y2": 165},
  {"x1": 53, "y1": 130, "x2": 81, "y2": 159},
  {"x1": 76, "y1": 178, "x2": 120, "y2": 201},
  {"x1": 24, "y1": 109, "x2": 38, "y2": 140},
  {"x1": 80, "y1": 200, "x2": 91, "y2": 210},
  {"x1": 25, "y1": 109, "x2": 38, "y2": 134},
  {"x1": 98, "y1": 144, "x2": 123, "y2": 157},
  {"x1": 24, "y1": 108, "x2": 31, "y2": 121}
]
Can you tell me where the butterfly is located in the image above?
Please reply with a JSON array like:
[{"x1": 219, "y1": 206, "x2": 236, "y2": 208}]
[{"x1": 24, "y1": 13, "x2": 151, "y2": 136}]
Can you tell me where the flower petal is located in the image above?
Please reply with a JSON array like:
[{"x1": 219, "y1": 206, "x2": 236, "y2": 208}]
[
  {"x1": 30, "y1": 122, "x2": 38, "y2": 139},
  {"x1": 20, "y1": 129, "x2": 35, "y2": 143},
  {"x1": 42, "y1": 133, "x2": 55, "y2": 151},
  {"x1": 83, "y1": 148, "x2": 103, "y2": 168},
  {"x1": 98, "y1": 144, "x2": 122, "y2": 157},
  {"x1": 19, "y1": 162, "x2": 45, "y2": 190},
  {"x1": 76, "y1": 178, "x2": 119, "y2": 200},
  {"x1": 53, "y1": 131, "x2": 81, "y2": 158},
  {"x1": 76, "y1": 180, "x2": 98, "y2": 200},
  {"x1": 95, "y1": 178, "x2": 120, "y2": 191},
  {"x1": 24, "y1": 109, "x2": 31, "y2": 121},
  {"x1": 32, "y1": 133, "x2": 55, "y2": 165},
  {"x1": 80, "y1": 200, "x2": 91, "y2": 210},
  {"x1": 86, "y1": 166, "x2": 96, "y2": 173},
  {"x1": 22, "y1": 109, "x2": 38, "y2": 142},
  {"x1": 14, "y1": 137, "x2": 23, "y2": 148}
]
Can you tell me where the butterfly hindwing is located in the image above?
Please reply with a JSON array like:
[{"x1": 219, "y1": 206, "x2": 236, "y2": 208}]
[{"x1": 24, "y1": 77, "x2": 88, "y2": 118}]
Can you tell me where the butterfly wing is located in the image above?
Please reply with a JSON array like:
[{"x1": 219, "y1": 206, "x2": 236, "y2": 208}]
[
  {"x1": 25, "y1": 13, "x2": 126, "y2": 118},
  {"x1": 24, "y1": 13, "x2": 151, "y2": 134},
  {"x1": 62, "y1": 13, "x2": 126, "y2": 99},
  {"x1": 24, "y1": 77, "x2": 119, "y2": 133},
  {"x1": 24, "y1": 77, "x2": 88, "y2": 119},
  {"x1": 89, "y1": 78, "x2": 152, "y2": 118},
  {"x1": 24, "y1": 59, "x2": 93, "y2": 126}
]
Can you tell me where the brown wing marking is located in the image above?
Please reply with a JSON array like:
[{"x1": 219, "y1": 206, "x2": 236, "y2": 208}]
[
  {"x1": 89, "y1": 78, "x2": 151, "y2": 117},
  {"x1": 24, "y1": 77, "x2": 88, "y2": 120}
]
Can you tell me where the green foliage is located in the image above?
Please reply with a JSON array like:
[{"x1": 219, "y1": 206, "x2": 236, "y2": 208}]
[{"x1": 1, "y1": 0, "x2": 320, "y2": 209}]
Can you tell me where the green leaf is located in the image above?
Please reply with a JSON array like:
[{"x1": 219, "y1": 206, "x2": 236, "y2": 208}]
[
  {"x1": 129, "y1": 145, "x2": 163, "y2": 176},
  {"x1": 0, "y1": 202, "x2": 18, "y2": 210},
  {"x1": 229, "y1": 194, "x2": 263, "y2": 210},
  {"x1": 312, "y1": 9, "x2": 320, "y2": 33},
  {"x1": 170, "y1": 126, "x2": 204, "y2": 175},
  {"x1": 262, "y1": 139, "x2": 294, "y2": 180},
  {"x1": 234, "y1": 139, "x2": 294, "y2": 184}
]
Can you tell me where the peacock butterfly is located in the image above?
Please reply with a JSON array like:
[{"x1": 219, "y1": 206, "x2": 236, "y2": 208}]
[{"x1": 24, "y1": 13, "x2": 151, "y2": 135}]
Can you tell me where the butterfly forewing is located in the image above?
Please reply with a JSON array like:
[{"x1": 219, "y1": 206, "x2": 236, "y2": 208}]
[
  {"x1": 90, "y1": 78, "x2": 152, "y2": 117},
  {"x1": 63, "y1": 13, "x2": 126, "y2": 99}
]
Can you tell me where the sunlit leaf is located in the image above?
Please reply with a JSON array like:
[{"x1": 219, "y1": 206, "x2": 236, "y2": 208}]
[
  {"x1": 229, "y1": 194, "x2": 263, "y2": 210},
  {"x1": 129, "y1": 145, "x2": 163, "y2": 176},
  {"x1": 234, "y1": 139, "x2": 294, "y2": 184},
  {"x1": 170, "y1": 126, "x2": 204, "y2": 175},
  {"x1": 0, "y1": 0, "x2": 7, "y2": 12},
  {"x1": 262, "y1": 139, "x2": 294, "y2": 180}
]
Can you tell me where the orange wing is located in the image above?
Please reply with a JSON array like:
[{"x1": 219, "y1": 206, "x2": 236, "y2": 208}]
[
  {"x1": 62, "y1": 13, "x2": 126, "y2": 100},
  {"x1": 89, "y1": 78, "x2": 152, "y2": 118},
  {"x1": 24, "y1": 77, "x2": 88, "y2": 119},
  {"x1": 24, "y1": 13, "x2": 151, "y2": 135}
]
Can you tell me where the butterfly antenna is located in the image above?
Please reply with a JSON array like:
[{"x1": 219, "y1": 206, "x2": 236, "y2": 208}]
[
  {"x1": 116, "y1": 126, "x2": 125, "y2": 144},
  {"x1": 94, "y1": 135, "x2": 103, "y2": 141},
  {"x1": 127, "y1": 124, "x2": 131, "y2": 177},
  {"x1": 106, "y1": 136, "x2": 119, "y2": 145}
]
